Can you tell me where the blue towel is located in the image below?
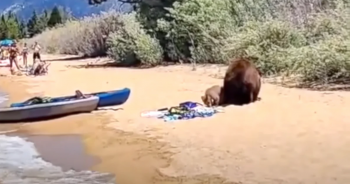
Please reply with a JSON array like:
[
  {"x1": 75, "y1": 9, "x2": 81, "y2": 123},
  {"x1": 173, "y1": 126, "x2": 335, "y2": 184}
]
[
  {"x1": 162, "y1": 114, "x2": 182, "y2": 122},
  {"x1": 179, "y1": 101, "x2": 200, "y2": 109}
]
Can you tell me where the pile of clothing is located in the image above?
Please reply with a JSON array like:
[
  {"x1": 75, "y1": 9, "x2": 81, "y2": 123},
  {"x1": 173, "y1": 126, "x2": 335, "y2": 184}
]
[
  {"x1": 141, "y1": 101, "x2": 223, "y2": 122},
  {"x1": 16, "y1": 90, "x2": 90, "y2": 107},
  {"x1": 22, "y1": 97, "x2": 53, "y2": 106}
]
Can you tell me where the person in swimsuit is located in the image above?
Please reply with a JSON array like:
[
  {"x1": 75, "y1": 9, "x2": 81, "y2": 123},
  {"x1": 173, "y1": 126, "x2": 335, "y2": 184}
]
[
  {"x1": 32, "y1": 41, "x2": 41, "y2": 62},
  {"x1": 9, "y1": 42, "x2": 20, "y2": 74},
  {"x1": 22, "y1": 43, "x2": 28, "y2": 68}
]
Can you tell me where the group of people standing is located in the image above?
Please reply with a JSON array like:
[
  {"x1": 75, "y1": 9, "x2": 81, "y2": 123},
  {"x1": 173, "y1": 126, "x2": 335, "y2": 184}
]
[{"x1": 1, "y1": 41, "x2": 42, "y2": 75}]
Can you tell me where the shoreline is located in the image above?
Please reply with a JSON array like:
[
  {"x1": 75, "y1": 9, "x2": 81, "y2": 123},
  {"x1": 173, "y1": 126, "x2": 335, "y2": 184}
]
[
  {"x1": 0, "y1": 63, "x2": 228, "y2": 184},
  {"x1": 3, "y1": 54, "x2": 349, "y2": 184},
  {"x1": 0, "y1": 75, "x2": 169, "y2": 183},
  {"x1": 0, "y1": 75, "x2": 29, "y2": 132}
]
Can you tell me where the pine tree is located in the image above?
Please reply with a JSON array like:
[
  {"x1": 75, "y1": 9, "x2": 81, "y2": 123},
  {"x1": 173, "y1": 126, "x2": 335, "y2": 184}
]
[
  {"x1": 0, "y1": 15, "x2": 7, "y2": 39},
  {"x1": 37, "y1": 10, "x2": 50, "y2": 32},
  {"x1": 48, "y1": 6, "x2": 62, "y2": 27},
  {"x1": 19, "y1": 20, "x2": 27, "y2": 38},
  {"x1": 27, "y1": 11, "x2": 39, "y2": 37},
  {"x1": 6, "y1": 17, "x2": 20, "y2": 39},
  {"x1": 7, "y1": 11, "x2": 15, "y2": 20},
  {"x1": 0, "y1": 13, "x2": 21, "y2": 39}
]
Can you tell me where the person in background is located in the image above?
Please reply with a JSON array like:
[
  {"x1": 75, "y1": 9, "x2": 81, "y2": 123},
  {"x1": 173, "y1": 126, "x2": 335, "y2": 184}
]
[
  {"x1": 2, "y1": 46, "x2": 9, "y2": 60},
  {"x1": 22, "y1": 43, "x2": 28, "y2": 68},
  {"x1": 9, "y1": 42, "x2": 21, "y2": 75},
  {"x1": 0, "y1": 46, "x2": 3, "y2": 60},
  {"x1": 32, "y1": 41, "x2": 42, "y2": 63}
]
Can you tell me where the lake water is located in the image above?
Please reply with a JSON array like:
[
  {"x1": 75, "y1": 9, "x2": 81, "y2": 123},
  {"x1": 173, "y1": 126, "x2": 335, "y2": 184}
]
[
  {"x1": 0, "y1": 90, "x2": 116, "y2": 184},
  {"x1": 0, "y1": 135, "x2": 116, "y2": 184}
]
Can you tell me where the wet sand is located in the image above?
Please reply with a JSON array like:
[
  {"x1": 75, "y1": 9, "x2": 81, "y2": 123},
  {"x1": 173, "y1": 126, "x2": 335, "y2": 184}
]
[
  {"x1": 0, "y1": 75, "x2": 28, "y2": 132},
  {"x1": 5, "y1": 133, "x2": 98, "y2": 171}
]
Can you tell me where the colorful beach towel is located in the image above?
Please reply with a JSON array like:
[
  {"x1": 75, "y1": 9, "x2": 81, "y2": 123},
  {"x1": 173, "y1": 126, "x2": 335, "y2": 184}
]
[{"x1": 141, "y1": 101, "x2": 223, "y2": 122}]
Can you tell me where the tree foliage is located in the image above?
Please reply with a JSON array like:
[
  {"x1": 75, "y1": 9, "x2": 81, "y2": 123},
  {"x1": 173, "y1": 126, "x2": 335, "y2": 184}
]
[
  {"x1": 48, "y1": 6, "x2": 63, "y2": 27},
  {"x1": 0, "y1": 12, "x2": 22, "y2": 40},
  {"x1": 24, "y1": 0, "x2": 350, "y2": 86},
  {"x1": 0, "y1": 6, "x2": 69, "y2": 40}
]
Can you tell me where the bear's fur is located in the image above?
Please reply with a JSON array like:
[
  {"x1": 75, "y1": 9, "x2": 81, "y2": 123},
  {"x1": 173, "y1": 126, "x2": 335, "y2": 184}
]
[
  {"x1": 201, "y1": 85, "x2": 223, "y2": 107},
  {"x1": 222, "y1": 57, "x2": 261, "y2": 105}
]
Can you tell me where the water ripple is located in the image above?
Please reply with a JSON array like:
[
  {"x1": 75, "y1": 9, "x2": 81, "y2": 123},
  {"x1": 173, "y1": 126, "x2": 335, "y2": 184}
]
[{"x1": 0, "y1": 135, "x2": 116, "y2": 184}]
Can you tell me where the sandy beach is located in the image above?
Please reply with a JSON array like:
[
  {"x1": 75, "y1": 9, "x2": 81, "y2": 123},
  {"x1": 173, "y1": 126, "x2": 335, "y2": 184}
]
[{"x1": 1, "y1": 54, "x2": 350, "y2": 184}]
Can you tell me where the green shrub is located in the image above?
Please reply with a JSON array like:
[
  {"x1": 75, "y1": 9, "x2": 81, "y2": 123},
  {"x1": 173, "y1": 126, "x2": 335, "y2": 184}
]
[
  {"x1": 223, "y1": 8, "x2": 350, "y2": 85},
  {"x1": 223, "y1": 20, "x2": 307, "y2": 75},
  {"x1": 106, "y1": 13, "x2": 163, "y2": 66},
  {"x1": 25, "y1": 0, "x2": 350, "y2": 86},
  {"x1": 302, "y1": 9, "x2": 350, "y2": 43},
  {"x1": 157, "y1": 0, "x2": 236, "y2": 64},
  {"x1": 26, "y1": 11, "x2": 122, "y2": 56},
  {"x1": 287, "y1": 36, "x2": 350, "y2": 84}
]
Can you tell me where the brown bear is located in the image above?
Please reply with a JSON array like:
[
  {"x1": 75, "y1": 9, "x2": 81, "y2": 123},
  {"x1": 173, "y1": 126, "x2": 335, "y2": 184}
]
[
  {"x1": 222, "y1": 57, "x2": 261, "y2": 105},
  {"x1": 201, "y1": 85, "x2": 223, "y2": 107}
]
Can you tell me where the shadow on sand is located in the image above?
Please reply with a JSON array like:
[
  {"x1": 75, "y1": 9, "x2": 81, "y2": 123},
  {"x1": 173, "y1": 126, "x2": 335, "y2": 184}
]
[
  {"x1": 0, "y1": 108, "x2": 123, "y2": 123},
  {"x1": 276, "y1": 81, "x2": 350, "y2": 92},
  {"x1": 46, "y1": 55, "x2": 180, "y2": 70},
  {"x1": 67, "y1": 61, "x2": 177, "y2": 70},
  {"x1": 0, "y1": 112, "x2": 92, "y2": 123},
  {"x1": 45, "y1": 55, "x2": 90, "y2": 62}
]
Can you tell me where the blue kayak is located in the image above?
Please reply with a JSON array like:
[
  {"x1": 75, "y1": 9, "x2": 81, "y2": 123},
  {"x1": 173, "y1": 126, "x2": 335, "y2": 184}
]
[
  {"x1": 91, "y1": 88, "x2": 131, "y2": 107},
  {"x1": 11, "y1": 88, "x2": 131, "y2": 108}
]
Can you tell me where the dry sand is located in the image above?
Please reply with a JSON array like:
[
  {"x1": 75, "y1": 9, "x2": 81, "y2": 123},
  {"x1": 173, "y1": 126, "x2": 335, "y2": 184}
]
[{"x1": 1, "y1": 55, "x2": 350, "y2": 184}]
